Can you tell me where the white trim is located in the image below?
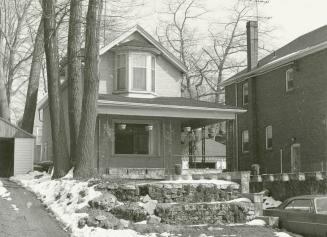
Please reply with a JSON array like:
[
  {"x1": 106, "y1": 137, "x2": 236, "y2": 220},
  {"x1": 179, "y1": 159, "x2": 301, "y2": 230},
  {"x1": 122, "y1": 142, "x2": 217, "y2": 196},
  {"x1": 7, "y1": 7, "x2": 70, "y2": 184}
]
[
  {"x1": 100, "y1": 25, "x2": 187, "y2": 73},
  {"x1": 221, "y1": 40, "x2": 327, "y2": 87},
  {"x1": 98, "y1": 100, "x2": 245, "y2": 113}
]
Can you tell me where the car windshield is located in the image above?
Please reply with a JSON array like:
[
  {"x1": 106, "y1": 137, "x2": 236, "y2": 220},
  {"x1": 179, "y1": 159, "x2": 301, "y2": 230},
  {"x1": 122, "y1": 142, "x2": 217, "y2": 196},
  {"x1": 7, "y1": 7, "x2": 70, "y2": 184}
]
[{"x1": 315, "y1": 197, "x2": 327, "y2": 214}]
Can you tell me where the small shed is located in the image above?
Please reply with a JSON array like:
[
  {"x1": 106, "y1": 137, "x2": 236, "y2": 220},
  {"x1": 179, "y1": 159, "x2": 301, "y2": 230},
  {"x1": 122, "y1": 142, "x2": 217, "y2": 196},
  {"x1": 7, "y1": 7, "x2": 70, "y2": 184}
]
[{"x1": 0, "y1": 117, "x2": 35, "y2": 177}]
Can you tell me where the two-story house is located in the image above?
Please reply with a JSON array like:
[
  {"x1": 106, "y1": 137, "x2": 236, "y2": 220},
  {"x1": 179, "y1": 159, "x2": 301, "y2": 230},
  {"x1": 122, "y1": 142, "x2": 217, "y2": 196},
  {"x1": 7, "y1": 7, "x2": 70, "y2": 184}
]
[
  {"x1": 40, "y1": 25, "x2": 244, "y2": 176},
  {"x1": 223, "y1": 21, "x2": 327, "y2": 174}
]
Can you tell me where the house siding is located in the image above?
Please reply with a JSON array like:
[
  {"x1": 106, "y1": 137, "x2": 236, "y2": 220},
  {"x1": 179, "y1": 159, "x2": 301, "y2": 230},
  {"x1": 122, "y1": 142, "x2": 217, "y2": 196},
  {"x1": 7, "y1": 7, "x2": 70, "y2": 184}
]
[
  {"x1": 225, "y1": 49, "x2": 327, "y2": 173},
  {"x1": 98, "y1": 50, "x2": 182, "y2": 97}
]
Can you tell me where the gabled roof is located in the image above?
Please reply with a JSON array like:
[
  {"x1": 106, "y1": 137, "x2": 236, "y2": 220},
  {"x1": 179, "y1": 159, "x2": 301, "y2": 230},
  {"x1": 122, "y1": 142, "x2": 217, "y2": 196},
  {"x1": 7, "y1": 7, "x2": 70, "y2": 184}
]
[
  {"x1": 99, "y1": 25, "x2": 187, "y2": 73},
  {"x1": 0, "y1": 117, "x2": 35, "y2": 138},
  {"x1": 221, "y1": 24, "x2": 327, "y2": 87}
]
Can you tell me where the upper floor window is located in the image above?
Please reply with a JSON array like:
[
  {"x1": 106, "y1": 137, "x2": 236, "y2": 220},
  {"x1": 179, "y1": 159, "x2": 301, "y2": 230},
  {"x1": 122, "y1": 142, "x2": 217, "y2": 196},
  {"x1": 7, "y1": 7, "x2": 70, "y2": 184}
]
[
  {"x1": 265, "y1": 125, "x2": 272, "y2": 150},
  {"x1": 115, "y1": 52, "x2": 156, "y2": 93},
  {"x1": 286, "y1": 68, "x2": 294, "y2": 92},
  {"x1": 242, "y1": 82, "x2": 249, "y2": 105},
  {"x1": 117, "y1": 54, "x2": 127, "y2": 90},
  {"x1": 242, "y1": 130, "x2": 249, "y2": 153}
]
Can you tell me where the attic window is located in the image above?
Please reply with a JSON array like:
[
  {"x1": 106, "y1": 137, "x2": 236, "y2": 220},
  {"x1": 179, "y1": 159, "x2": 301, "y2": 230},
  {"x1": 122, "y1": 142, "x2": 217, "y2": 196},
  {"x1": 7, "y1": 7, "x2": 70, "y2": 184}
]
[
  {"x1": 115, "y1": 52, "x2": 156, "y2": 93},
  {"x1": 286, "y1": 68, "x2": 294, "y2": 92}
]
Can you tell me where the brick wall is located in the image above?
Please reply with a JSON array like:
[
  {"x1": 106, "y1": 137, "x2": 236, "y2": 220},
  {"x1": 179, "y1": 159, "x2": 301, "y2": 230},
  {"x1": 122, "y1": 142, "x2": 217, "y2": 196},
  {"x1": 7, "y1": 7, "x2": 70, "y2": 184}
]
[{"x1": 225, "y1": 49, "x2": 327, "y2": 173}]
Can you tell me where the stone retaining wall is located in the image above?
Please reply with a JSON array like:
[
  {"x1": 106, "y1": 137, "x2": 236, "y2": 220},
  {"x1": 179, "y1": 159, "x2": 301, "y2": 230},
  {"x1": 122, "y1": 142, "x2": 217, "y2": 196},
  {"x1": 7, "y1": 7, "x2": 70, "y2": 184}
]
[
  {"x1": 250, "y1": 172, "x2": 327, "y2": 201},
  {"x1": 155, "y1": 202, "x2": 251, "y2": 225}
]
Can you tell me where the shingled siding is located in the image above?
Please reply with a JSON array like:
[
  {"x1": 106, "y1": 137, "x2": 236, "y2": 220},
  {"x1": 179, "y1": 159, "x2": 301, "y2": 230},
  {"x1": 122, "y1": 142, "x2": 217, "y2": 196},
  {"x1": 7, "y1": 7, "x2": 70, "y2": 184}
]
[
  {"x1": 225, "y1": 49, "x2": 327, "y2": 173},
  {"x1": 97, "y1": 114, "x2": 182, "y2": 174}
]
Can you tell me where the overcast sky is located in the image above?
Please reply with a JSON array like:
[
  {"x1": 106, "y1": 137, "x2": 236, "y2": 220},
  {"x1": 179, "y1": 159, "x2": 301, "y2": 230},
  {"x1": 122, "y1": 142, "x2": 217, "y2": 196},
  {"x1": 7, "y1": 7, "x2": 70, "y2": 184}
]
[{"x1": 136, "y1": 0, "x2": 327, "y2": 51}]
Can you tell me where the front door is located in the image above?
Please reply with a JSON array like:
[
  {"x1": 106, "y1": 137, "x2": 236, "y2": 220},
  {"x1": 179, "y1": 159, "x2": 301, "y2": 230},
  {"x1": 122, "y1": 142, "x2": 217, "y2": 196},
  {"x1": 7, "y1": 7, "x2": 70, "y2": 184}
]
[{"x1": 291, "y1": 143, "x2": 301, "y2": 172}]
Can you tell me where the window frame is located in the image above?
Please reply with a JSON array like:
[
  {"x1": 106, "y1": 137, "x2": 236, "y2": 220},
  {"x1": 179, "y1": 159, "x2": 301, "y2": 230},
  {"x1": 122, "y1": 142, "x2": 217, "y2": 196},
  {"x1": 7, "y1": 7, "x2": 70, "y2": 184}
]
[
  {"x1": 112, "y1": 119, "x2": 160, "y2": 157},
  {"x1": 241, "y1": 130, "x2": 250, "y2": 153},
  {"x1": 242, "y1": 82, "x2": 249, "y2": 105},
  {"x1": 265, "y1": 125, "x2": 273, "y2": 150},
  {"x1": 115, "y1": 52, "x2": 156, "y2": 94},
  {"x1": 285, "y1": 68, "x2": 294, "y2": 92},
  {"x1": 115, "y1": 53, "x2": 128, "y2": 91},
  {"x1": 284, "y1": 199, "x2": 314, "y2": 213}
]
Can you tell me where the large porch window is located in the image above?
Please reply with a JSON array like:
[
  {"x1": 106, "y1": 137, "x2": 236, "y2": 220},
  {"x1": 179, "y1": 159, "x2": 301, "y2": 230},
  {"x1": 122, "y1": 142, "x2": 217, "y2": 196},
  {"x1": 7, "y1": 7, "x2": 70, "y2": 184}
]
[{"x1": 114, "y1": 121, "x2": 158, "y2": 155}]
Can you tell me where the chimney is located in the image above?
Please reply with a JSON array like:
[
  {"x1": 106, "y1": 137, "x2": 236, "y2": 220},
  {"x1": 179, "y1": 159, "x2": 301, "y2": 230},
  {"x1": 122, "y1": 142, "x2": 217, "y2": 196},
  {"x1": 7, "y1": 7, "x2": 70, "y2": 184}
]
[{"x1": 246, "y1": 21, "x2": 258, "y2": 71}]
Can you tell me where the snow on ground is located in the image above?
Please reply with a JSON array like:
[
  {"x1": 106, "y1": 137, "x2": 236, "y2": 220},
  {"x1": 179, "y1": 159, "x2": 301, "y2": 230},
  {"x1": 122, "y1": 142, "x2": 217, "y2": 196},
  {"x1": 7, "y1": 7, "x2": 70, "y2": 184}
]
[
  {"x1": 11, "y1": 204, "x2": 19, "y2": 211},
  {"x1": 274, "y1": 232, "x2": 298, "y2": 237},
  {"x1": 263, "y1": 196, "x2": 282, "y2": 209},
  {"x1": 246, "y1": 219, "x2": 266, "y2": 226},
  {"x1": 159, "y1": 179, "x2": 239, "y2": 189},
  {"x1": 0, "y1": 180, "x2": 11, "y2": 200},
  {"x1": 10, "y1": 171, "x2": 163, "y2": 237}
]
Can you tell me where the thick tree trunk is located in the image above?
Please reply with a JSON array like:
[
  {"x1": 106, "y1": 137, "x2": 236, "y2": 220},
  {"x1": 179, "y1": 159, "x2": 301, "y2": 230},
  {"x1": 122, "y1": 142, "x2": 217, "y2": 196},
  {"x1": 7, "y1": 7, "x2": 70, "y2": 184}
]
[
  {"x1": 21, "y1": 19, "x2": 44, "y2": 133},
  {"x1": 67, "y1": 0, "x2": 83, "y2": 165},
  {"x1": 0, "y1": 11, "x2": 10, "y2": 121},
  {"x1": 74, "y1": 0, "x2": 102, "y2": 178},
  {"x1": 43, "y1": 0, "x2": 71, "y2": 178}
]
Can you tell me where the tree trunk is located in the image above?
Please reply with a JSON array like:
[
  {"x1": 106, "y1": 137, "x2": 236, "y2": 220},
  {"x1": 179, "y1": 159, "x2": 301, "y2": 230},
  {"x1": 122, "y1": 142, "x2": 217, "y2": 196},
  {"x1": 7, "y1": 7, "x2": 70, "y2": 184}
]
[
  {"x1": 67, "y1": 0, "x2": 83, "y2": 165},
  {"x1": 43, "y1": 0, "x2": 71, "y2": 178},
  {"x1": 74, "y1": 0, "x2": 102, "y2": 178},
  {"x1": 0, "y1": 11, "x2": 10, "y2": 121},
  {"x1": 21, "y1": 19, "x2": 44, "y2": 133}
]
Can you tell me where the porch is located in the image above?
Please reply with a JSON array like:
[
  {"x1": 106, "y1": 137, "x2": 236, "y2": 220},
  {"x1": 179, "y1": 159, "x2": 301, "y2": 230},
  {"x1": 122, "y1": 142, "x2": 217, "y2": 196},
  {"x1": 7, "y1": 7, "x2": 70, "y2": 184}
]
[{"x1": 96, "y1": 95, "x2": 245, "y2": 176}]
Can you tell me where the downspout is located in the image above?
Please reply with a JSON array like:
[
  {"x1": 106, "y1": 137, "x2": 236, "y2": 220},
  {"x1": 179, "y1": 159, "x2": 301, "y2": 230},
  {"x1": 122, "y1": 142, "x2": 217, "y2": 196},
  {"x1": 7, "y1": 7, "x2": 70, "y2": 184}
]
[{"x1": 235, "y1": 83, "x2": 239, "y2": 171}]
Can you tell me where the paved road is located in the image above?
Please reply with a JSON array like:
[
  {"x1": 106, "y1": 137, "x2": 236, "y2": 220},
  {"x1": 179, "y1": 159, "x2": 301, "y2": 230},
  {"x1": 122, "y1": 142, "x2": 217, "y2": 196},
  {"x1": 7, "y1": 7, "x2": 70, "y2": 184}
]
[{"x1": 0, "y1": 179, "x2": 70, "y2": 237}]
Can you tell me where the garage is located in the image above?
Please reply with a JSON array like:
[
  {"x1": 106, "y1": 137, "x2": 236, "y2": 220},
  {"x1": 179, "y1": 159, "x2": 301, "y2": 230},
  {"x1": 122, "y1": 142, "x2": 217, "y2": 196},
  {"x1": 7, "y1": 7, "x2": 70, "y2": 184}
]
[{"x1": 0, "y1": 117, "x2": 35, "y2": 177}]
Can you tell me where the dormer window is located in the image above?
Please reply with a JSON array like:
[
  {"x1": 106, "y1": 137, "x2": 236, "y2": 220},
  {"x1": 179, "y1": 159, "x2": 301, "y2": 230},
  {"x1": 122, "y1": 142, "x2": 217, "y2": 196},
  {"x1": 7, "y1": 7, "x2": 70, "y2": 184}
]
[{"x1": 115, "y1": 52, "x2": 156, "y2": 95}]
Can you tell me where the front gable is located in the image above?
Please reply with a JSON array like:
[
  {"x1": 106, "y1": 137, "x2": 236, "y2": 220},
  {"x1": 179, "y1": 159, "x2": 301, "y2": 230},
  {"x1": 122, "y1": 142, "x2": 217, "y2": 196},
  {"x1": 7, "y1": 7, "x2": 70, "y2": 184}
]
[{"x1": 99, "y1": 26, "x2": 185, "y2": 98}]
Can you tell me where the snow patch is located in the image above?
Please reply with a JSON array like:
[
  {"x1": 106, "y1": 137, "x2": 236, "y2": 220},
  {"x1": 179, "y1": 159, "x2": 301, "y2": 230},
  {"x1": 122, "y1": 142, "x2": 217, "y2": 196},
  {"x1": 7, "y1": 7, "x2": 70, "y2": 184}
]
[
  {"x1": 246, "y1": 219, "x2": 266, "y2": 226},
  {"x1": 11, "y1": 204, "x2": 19, "y2": 211},
  {"x1": 274, "y1": 232, "x2": 297, "y2": 237},
  {"x1": 263, "y1": 196, "x2": 282, "y2": 209},
  {"x1": 0, "y1": 180, "x2": 11, "y2": 200}
]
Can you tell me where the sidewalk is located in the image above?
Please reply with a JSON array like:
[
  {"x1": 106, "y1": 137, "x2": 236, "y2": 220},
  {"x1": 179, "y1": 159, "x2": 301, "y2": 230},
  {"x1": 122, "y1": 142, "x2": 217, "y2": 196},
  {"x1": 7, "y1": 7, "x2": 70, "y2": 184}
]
[{"x1": 0, "y1": 179, "x2": 69, "y2": 237}]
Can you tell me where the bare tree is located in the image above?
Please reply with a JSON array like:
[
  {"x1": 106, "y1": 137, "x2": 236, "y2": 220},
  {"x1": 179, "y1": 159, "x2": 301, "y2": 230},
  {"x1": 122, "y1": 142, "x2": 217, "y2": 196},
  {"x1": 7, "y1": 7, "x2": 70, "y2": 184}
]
[
  {"x1": 21, "y1": 18, "x2": 44, "y2": 133},
  {"x1": 43, "y1": 0, "x2": 71, "y2": 178},
  {"x1": 156, "y1": 0, "x2": 207, "y2": 98},
  {"x1": 194, "y1": 0, "x2": 272, "y2": 102},
  {"x1": 67, "y1": 0, "x2": 83, "y2": 165},
  {"x1": 0, "y1": 0, "x2": 35, "y2": 120},
  {"x1": 74, "y1": 0, "x2": 103, "y2": 178}
]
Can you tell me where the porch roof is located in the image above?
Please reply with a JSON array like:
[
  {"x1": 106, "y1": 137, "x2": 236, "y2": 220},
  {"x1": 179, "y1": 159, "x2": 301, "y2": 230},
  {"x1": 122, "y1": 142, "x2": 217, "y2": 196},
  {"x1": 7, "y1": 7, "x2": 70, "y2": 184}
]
[{"x1": 97, "y1": 95, "x2": 245, "y2": 120}]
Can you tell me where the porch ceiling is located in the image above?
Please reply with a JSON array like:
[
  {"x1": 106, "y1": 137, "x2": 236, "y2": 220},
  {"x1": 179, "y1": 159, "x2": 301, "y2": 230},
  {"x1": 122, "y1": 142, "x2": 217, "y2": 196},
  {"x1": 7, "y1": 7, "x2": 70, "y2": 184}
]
[{"x1": 97, "y1": 95, "x2": 245, "y2": 120}]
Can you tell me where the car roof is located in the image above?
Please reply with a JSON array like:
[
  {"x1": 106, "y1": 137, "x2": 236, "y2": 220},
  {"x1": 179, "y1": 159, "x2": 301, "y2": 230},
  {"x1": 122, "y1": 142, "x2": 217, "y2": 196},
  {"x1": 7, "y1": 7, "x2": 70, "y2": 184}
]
[{"x1": 286, "y1": 195, "x2": 327, "y2": 201}]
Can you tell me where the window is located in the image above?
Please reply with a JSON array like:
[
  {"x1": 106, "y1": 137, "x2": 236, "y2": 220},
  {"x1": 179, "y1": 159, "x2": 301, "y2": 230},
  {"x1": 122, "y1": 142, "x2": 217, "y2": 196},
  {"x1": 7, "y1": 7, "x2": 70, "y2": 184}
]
[
  {"x1": 151, "y1": 56, "x2": 155, "y2": 92},
  {"x1": 286, "y1": 68, "x2": 294, "y2": 92},
  {"x1": 117, "y1": 54, "x2": 127, "y2": 90},
  {"x1": 36, "y1": 127, "x2": 42, "y2": 145},
  {"x1": 114, "y1": 122, "x2": 157, "y2": 155},
  {"x1": 115, "y1": 53, "x2": 156, "y2": 93},
  {"x1": 242, "y1": 130, "x2": 249, "y2": 153},
  {"x1": 242, "y1": 82, "x2": 249, "y2": 105},
  {"x1": 284, "y1": 199, "x2": 313, "y2": 213},
  {"x1": 265, "y1": 125, "x2": 272, "y2": 150},
  {"x1": 132, "y1": 54, "x2": 147, "y2": 90}
]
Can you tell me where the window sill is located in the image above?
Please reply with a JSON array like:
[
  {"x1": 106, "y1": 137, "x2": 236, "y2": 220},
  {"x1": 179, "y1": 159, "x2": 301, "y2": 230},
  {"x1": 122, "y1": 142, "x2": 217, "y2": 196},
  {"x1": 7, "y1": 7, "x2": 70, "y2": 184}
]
[
  {"x1": 286, "y1": 88, "x2": 295, "y2": 93},
  {"x1": 265, "y1": 148, "x2": 273, "y2": 151},
  {"x1": 242, "y1": 151, "x2": 250, "y2": 154}
]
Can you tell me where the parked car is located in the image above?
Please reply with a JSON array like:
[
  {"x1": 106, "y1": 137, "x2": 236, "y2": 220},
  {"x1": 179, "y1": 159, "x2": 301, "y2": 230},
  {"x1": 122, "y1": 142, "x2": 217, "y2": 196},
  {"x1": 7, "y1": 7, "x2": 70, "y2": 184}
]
[{"x1": 264, "y1": 195, "x2": 327, "y2": 237}]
